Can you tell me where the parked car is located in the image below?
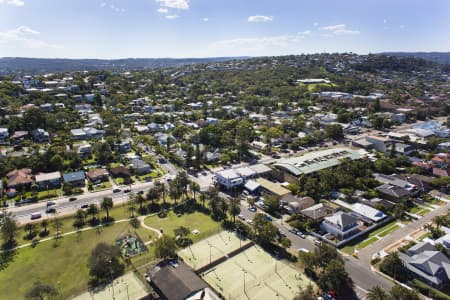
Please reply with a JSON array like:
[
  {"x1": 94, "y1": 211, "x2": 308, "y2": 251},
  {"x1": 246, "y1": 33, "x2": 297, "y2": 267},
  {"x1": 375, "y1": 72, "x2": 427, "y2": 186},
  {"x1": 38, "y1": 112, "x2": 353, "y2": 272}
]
[
  {"x1": 81, "y1": 204, "x2": 89, "y2": 209},
  {"x1": 266, "y1": 215, "x2": 273, "y2": 222},
  {"x1": 69, "y1": 197, "x2": 77, "y2": 202},
  {"x1": 298, "y1": 248, "x2": 310, "y2": 253},
  {"x1": 248, "y1": 207, "x2": 257, "y2": 212},
  {"x1": 45, "y1": 207, "x2": 56, "y2": 214},
  {"x1": 289, "y1": 228, "x2": 298, "y2": 234},
  {"x1": 299, "y1": 233, "x2": 307, "y2": 239},
  {"x1": 46, "y1": 201, "x2": 56, "y2": 206},
  {"x1": 246, "y1": 219, "x2": 253, "y2": 224},
  {"x1": 123, "y1": 188, "x2": 131, "y2": 193},
  {"x1": 30, "y1": 213, "x2": 42, "y2": 220},
  {"x1": 112, "y1": 187, "x2": 121, "y2": 193},
  {"x1": 314, "y1": 240, "x2": 322, "y2": 246},
  {"x1": 238, "y1": 214, "x2": 245, "y2": 220}
]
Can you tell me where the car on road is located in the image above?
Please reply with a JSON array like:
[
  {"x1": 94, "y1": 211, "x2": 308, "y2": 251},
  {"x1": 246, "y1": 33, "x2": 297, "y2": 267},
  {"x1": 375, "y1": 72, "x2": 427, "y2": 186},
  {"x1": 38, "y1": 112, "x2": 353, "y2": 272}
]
[
  {"x1": 247, "y1": 207, "x2": 256, "y2": 212},
  {"x1": 112, "y1": 187, "x2": 121, "y2": 193},
  {"x1": 266, "y1": 215, "x2": 273, "y2": 221},
  {"x1": 123, "y1": 188, "x2": 131, "y2": 193},
  {"x1": 314, "y1": 240, "x2": 322, "y2": 246},
  {"x1": 30, "y1": 213, "x2": 42, "y2": 220},
  {"x1": 299, "y1": 233, "x2": 307, "y2": 239},
  {"x1": 246, "y1": 219, "x2": 253, "y2": 224},
  {"x1": 201, "y1": 170, "x2": 207, "y2": 176},
  {"x1": 46, "y1": 201, "x2": 56, "y2": 206},
  {"x1": 289, "y1": 228, "x2": 298, "y2": 234},
  {"x1": 69, "y1": 197, "x2": 77, "y2": 202},
  {"x1": 81, "y1": 204, "x2": 89, "y2": 209},
  {"x1": 45, "y1": 207, "x2": 56, "y2": 214},
  {"x1": 297, "y1": 248, "x2": 310, "y2": 253},
  {"x1": 238, "y1": 214, "x2": 245, "y2": 220}
]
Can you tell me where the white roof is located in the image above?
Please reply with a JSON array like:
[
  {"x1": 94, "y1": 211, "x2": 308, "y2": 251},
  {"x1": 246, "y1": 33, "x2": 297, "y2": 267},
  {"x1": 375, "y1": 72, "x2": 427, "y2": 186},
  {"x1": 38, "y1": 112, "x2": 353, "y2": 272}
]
[
  {"x1": 235, "y1": 167, "x2": 256, "y2": 178},
  {"x1": 334, "y1": 200, "x2": 386, "y2": 222},
  {"x1": 35, "y1": 171, "x2": 61, "y2": 182},
  {"x1": 244, "y1": 180, "x2": 260, "y2": 192},
  {"x1": 215, "y1": 169, "x2": 240, "y2": 179}
]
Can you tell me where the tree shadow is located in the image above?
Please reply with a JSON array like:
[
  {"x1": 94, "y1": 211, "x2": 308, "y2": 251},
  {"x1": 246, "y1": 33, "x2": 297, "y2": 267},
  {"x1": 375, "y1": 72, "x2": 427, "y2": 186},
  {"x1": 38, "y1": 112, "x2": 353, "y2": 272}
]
[{"x1": 0, "y1": 242, "x2": 17, "y2": 271}]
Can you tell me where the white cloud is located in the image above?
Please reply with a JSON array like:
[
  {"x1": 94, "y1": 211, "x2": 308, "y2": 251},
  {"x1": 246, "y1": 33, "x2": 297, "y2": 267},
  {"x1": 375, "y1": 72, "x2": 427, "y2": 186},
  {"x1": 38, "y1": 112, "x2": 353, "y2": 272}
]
[
  {"x1": 313, "y1": 22, "x2": 319, "y2": 27},
  {"x1": 383, "y1": 19, "x2": 387, "y2": 24},
  {"x1": 99, "y1": 2, "x2": 125, "y2": 13},
  {"x1": 211, "y1": 31, "x2": 311, "y2": 50},
  {"x1": 320, "y1": 24, "x2": 360, "y2": 35},
  {"x1": 248, "y1": 15, "x2": 273, "y2": 23},
  {"x1": 0, "y1": 0, "x2": 25, "y2": 6},
  {"x1": 157, "y1": 7, "x2": 168, "y2": 13},
  {"x1": 0, "y1": 26, "x2": 62, "y2": 49},
  {"x1": 156, "y1": 0, "x2": 189, "y2": 10},
  {"x1": 100, "y1": 2, "x2": 106, "y2": 7},
  {"x1": 165, "y1": 14, "x2": 179, "y2": 19},
  {"x1": 202, "y1": 18, "x2": 209, "y2": 22},
  {"x1": 400, "y1": 25, "x2": 405, "y2": 29}
]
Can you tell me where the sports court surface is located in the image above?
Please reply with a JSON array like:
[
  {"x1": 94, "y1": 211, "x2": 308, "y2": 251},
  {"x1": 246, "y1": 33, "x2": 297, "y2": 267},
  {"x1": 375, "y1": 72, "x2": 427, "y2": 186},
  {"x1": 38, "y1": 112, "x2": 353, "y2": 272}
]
[
  {"x1": 178, "y1": 230, "x2": 251, "y2": 270},
  {"x1": 202, "y1": 245, "x2": 313, "y2": 300}
]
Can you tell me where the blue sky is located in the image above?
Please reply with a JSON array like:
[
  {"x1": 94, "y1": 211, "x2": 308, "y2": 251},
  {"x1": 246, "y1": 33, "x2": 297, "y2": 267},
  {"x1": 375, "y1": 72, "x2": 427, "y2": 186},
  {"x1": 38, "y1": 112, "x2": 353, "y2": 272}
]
[{"x1": 0, "y1": 0, "x2": 449, "y2": 58}]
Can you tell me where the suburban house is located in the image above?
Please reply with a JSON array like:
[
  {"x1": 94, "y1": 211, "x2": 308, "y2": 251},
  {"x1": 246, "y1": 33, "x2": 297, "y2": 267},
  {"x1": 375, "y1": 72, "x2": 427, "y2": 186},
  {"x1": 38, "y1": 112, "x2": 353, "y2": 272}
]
[
  {"x1": 11, "y1": 131, "x2": 28, "y2": 144},
  {"x1": 320, "y1": 211, "x2": 360, "y2": 240},
  {"x1": 86, "y1": 168, "x2": 109, "y2": 183},
  {"x1": 34, "y1": 171, "x2": 62, "y2": 189},
  {"x1": 399, "y1": 241, "x2": 450, "y2": 289},
  {"x1": 281, "y1": 196, "x2": 315, "y2": 214},
  {"x1": 333, "y1": 200, "x2": 387, "y2": 223},
  {"x1": 70, "y1": 127, "x2": 104, "y2": 140},
  {"x1": 147, "y1": 260, "x2": 214, "y2": 300},
  {"x1": 110, "y1": 166, "x2": 131, "y2": 178},
  {"x1": 63, "y1": 171, "x2": 86, "y2": 187},
  {"x1": 301, "y1": 203, "x2": 336, "y2": 220},
  {"x1": 130, "y1": 159, "x2": 151, "y2": 175},
  {"x1": 77, "y1": 143, "x2": 92, "y2": 158},
  {"x1": 117, "y1": 141, "x2": 132, "y2": 153},
  {"x1": 6, "y1": 168, "x2": 33, "y2": 188},
  {"x1": 376, "y1": 184, "x2": 411, "y2": 201},
  {"x1": 0, "y1": 127, "x2": 9, "y2": 143},
  {"x1": 31, "y1": 128, "x2": 50, "y2": 143}
]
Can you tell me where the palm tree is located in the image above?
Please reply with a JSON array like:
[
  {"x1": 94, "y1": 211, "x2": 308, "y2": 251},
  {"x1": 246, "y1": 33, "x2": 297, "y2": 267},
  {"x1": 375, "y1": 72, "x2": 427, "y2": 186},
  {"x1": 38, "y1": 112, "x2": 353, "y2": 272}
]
[
  {"x1": 40, "y1": 219, "x2": 49, "y2": 234},
  {"x1": 24, "y1": 223, "x2": 36, "y2": 239},
  {"x1": 228, "y1": 197, "x2": 241, "y2": 223},
  {"x1": 101, "y1": 197, "x2": 114, "y2": 221},
  {"x1": 86, "y1": 203, "x2": 99, "y2": 222},
  {"x1": 136, "y1": 194, "x2": 146, "y2": 212},
  {"x1": 367, "y1": 286, "x2": 389, "y2": 300},
  {"x1": 169, "y1": 180, "x2": 182, "y2": 205},
  {"x1": 433, "y1": 215, "x2": 447, "y2": 229},
  {"x1": 147, "y1": 187, "x2": 160, "y2": 206},
  {"x1": 190, "y1": 181, "x2": 200, "y2": 201},
  {"x1": 199, "y1": 191, "x2": 207, "y2": 208}
]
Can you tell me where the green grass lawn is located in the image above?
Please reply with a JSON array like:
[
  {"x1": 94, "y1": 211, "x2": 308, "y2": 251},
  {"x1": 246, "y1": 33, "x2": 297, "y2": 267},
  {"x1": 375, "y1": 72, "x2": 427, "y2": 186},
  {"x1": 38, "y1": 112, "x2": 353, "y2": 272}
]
[
  {"x1": 369, "y1": 220, "x2": 398, "y2": 237},
  {"x1": 143, "y1": 211, "x2": 222, "y2": 243},
  {"x1": 417, "y1": 209, "x2": 431, "y2": 216},
  {"x1": 91, "y1": 181, "x2": 112, "y2": 191},
  {"x1": 378, "y1": 225, "x2": 400, "y2": 237},
  {"x1": 18, "y1": 204, "x2": 133, "y2": 246},
  {"x1": 0, "y1": 221, "x2": 157, "y2": 300},
  {"x1": 409, "y1": 206, "x2": 421, "y2": 214},
  {"x1": 357, "y1": 236, "x2": 379, "y2": 249}
]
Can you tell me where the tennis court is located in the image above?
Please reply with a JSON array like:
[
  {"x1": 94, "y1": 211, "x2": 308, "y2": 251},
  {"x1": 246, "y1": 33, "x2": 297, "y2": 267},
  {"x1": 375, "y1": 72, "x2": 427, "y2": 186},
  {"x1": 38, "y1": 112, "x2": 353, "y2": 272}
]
[
  {"x1": 178, "y1": 230, "x2": 251, "y2": 270},
  {"x1": 202, "y1": 245, "x2": 314, "y2": 300}
]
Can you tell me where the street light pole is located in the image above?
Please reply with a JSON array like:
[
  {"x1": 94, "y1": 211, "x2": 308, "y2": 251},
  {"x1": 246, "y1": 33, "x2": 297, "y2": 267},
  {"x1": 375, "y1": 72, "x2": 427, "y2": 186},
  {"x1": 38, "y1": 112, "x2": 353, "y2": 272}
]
[
  {"x1": 124, "y1": 283, "x2": 129, "y2": 300},
  {"x1": 108, "y1": 260, "x2": 115, "y2": 300}
]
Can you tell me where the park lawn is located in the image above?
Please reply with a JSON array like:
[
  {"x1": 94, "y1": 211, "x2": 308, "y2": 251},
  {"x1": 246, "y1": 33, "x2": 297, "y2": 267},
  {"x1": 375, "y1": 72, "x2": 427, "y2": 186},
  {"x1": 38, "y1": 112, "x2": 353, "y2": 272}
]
[
  {"x1": 369, "y1": 220, "x2": 398, "y2": 237},
  {"x1": 357, "y1": 236, "x2": 379, "y2": 249},
  {"x1": 378, "y1": 225, "x2": 400, "y2": 237},
  {"x1": 17, "y1": 204, "x2": 133, "y2": 246},
  {"x1": 143, "y1": 211, "x2": 222, "y2": 243},
  {"x1": 0, "y1": 221, "x2": 157, "y2": 300},
  {"x1": 417, "y1": 209, "x2": 431, "y2": 216}
]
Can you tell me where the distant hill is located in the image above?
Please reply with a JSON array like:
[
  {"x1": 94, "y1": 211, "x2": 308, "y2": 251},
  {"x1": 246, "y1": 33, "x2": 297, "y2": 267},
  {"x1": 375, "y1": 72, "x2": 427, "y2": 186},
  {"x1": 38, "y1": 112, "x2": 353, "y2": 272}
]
[
  {"x1": 0, "y1": 57, "x2": 247, "y2": 75},
  {"x1": 381, "y1": 52, "x2": 450, "y2": 64}
]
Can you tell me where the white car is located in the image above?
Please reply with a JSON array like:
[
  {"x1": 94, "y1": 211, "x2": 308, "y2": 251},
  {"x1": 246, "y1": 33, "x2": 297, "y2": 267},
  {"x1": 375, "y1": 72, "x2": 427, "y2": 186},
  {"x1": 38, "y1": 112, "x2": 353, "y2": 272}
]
[
  {"x1": 238, "y1": 214, "x2": 245, "y2": 220},
  {"x1": 246, "y1": 219, "x2": 253, "y2": 224},
  {"x1": 298, "y1": 248, "x2": 310, "y2": 253}
]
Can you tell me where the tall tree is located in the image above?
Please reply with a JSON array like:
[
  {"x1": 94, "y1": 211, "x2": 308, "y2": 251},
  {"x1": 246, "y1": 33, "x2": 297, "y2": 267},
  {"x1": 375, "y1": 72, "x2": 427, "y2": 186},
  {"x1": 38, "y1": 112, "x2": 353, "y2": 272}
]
[
  {"x1": 86, "y1": 204, "x2": 99, "y2": 222},
  {"x1": 40, "y1": 219, "x2": 49, "y2": 235},
  {"x1": 189, "y1": 181, "x2": 200, "y2": 201},
  {"x1": 1, "y1": 213, "x2": 18, "y2": 248},
  {"x1": 380, "y1": 252, "x2": 408, "y2": 282},
  {"x1": 24, "y1": 223, "x2": 36, "y2": 240},
  {"x1": 367, "y1": 286, "x2": 389, "y2": 300},
  {"x1": 88, "y1": 243, "x2": 124, "y2": 288},
  {"x1": 228, "y1": 197, "x2": 241, "y2": 223},
  {"x1": 101, "y1": 197, "x2": 114, "y2": 221},
  {"x1": 25, "y1": 281, "x2": 58, "y2": 300},
  {"x1": 389, "y1": 285, "x2": 420, "y2": 300},
  {"x1": 154, "y1": 235, "x2": 178, "y2": 259}
]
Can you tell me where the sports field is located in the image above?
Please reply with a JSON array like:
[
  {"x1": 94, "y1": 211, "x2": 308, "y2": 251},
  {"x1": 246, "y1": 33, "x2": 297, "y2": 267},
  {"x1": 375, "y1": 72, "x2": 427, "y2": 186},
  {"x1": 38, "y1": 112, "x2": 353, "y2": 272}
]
[
  {"x1": 178, "y1": 230, "x2": 251, "y2": 270},
  {"x1": 202, "y1": 245, "x2": 313, "y2": 300},
  {"x1": 73, "y1": 272, "x2": 149, "y2": 300}
]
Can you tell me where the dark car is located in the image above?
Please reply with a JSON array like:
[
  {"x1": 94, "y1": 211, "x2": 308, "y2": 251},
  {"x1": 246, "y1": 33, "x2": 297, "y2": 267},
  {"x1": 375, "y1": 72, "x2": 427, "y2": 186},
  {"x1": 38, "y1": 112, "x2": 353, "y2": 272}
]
[
  {"x1": 81, "y1": 204, "x2": 89, "y2": 209},
  {"x1": 46, "y1": 201, "x2": 56, "y2": 207},
  {"x1": 69, "y1": 197, "x2": 77, "y2": 202},
  {"x1": 45, "y1": 207, "x2": 56, "y2": 214},
  {"x1": 123, "y1": 188, "x2": 131, "y2": 193}
]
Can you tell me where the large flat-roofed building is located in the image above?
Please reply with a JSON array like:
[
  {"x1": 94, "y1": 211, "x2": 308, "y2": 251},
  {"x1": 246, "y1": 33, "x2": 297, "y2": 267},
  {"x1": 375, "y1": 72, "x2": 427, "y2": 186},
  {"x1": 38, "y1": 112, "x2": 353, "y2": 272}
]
[
  {"x1": 272, "y1": 147, "x2": 367, "y2": 183},
  {"x1": 255, "y1": 177, "x2": 291, "y2": 198}
]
